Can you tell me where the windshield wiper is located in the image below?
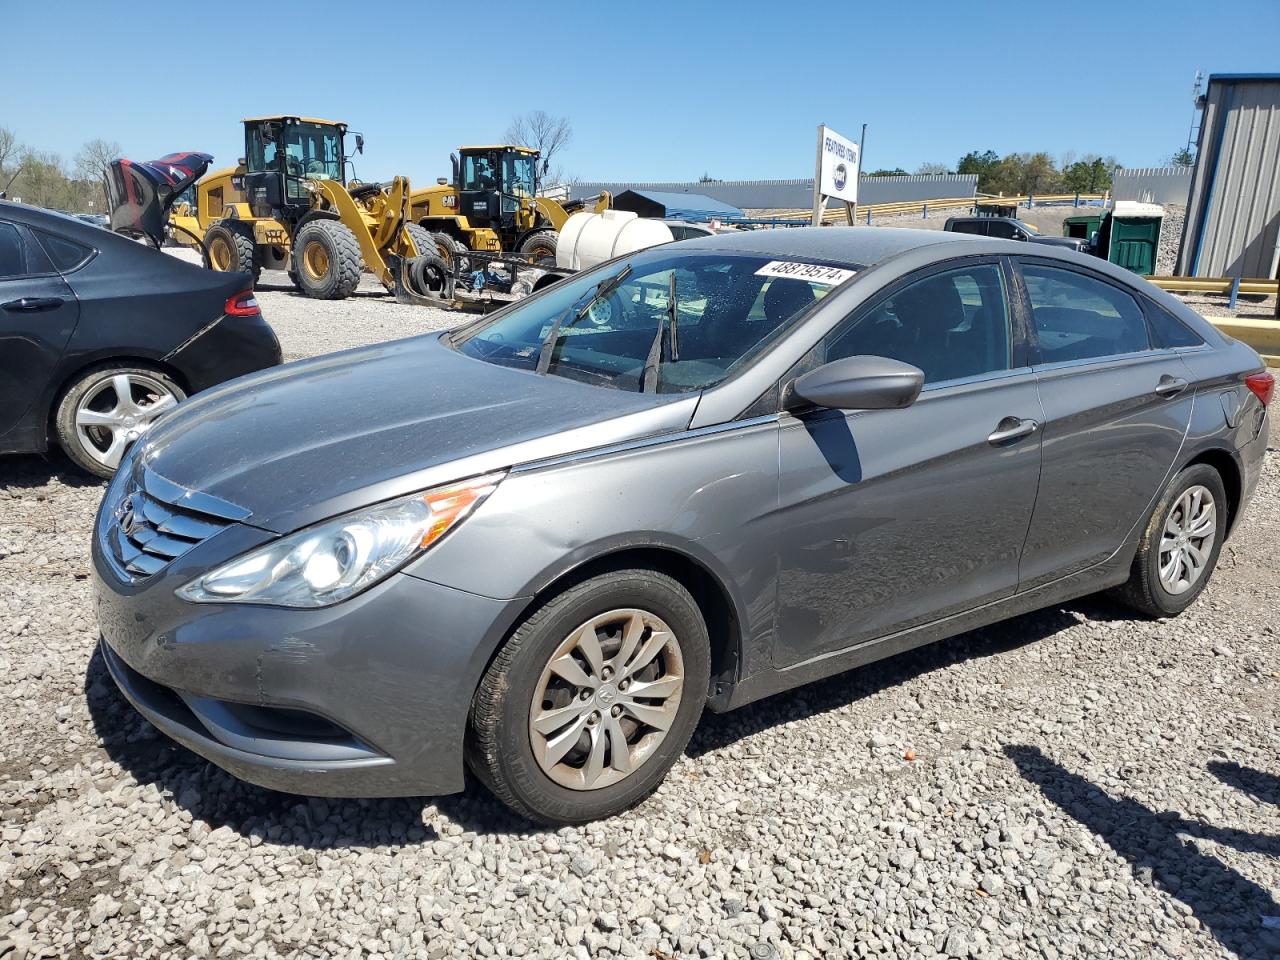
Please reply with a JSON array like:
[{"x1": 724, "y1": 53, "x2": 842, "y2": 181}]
[
  {"x1": 536, "y1": 264, "x2": 633, "y2": 374},
  {"x1": 642, "y1": 271, "x2": 679, "y2": 393}
]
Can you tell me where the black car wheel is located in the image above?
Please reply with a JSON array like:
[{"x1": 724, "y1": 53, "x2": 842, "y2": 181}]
[
  {"x1": 467, "y1": 568, "x2": 709, "y2": 824},
  {"x1": 55, "y1": 364, "x2": 185, "y2": 478},
  {"x1": 1115, "y1": 463, "x2": 1227, "y2": 617}
]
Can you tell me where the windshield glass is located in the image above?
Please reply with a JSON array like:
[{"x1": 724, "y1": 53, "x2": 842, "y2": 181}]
[
  {"x1": 462, "y1": 153, "x2": 497, "y2": 191},
  {"x1": 503, "y1": 152, "x2": 536, "y2": 196},
  {"x1": 455, "y1": 249, "x2": 850, "y2": 393}
]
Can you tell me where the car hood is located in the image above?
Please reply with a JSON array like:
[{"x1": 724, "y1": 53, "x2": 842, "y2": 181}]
[{"x1": 138, "y1": 333, "x2": 696, "y2": 533}]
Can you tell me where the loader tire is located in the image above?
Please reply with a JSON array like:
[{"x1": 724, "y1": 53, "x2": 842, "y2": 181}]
[
  {"x1": 431, "y1": 231, "x2": 471, "y2": 275},
  {"x1": 292, "y1": 220, "x2": 361, "y2": 300},
  {"x1": 409, "y1": 250, "x2": 450, "y2": 297},
  {"x1": 519, "y1": 230, "x2": 558, "y2": 267},
  {"x1": 203, "y1": 222, "x2": 259, "y2": 284},
  {"x1": 403, "y1": 223, "x2": 436, "y2": 261}
]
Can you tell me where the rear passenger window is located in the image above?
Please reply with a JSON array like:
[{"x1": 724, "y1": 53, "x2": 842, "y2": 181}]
[
  {"x1": 1147, "y1": 303, "x2": 1205, "y2": 348},
  {"x1": 1022, "y1": 264, "x2": 1150, "y2": 363},
  {"x1": 826, "y1": 263, "x2": 1011, "y2": 385},
  {"x1": 0, "y1": 222, "x2": 53, "y2": 279},
  {"x1": 34, "y1": 230, "x2": 94, "y2": 273},
  {"x1": 950, "y1": 221, "x2": 985, "y2": 236}
]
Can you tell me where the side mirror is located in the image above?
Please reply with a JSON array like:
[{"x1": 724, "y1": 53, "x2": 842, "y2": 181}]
[
  {"x1": 355, "y1": 134, "x2": 365, "y2": 154},
  {"x1": 784, "y1": 355, "x2": 924, "y2": 412}
]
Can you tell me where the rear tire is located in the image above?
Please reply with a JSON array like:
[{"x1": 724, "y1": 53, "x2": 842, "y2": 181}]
[
  {"x1": 1113, "y1": 463, "x2": 1227, "y2": 618},
  {"x1": 54, "y1": 364, "x2": 185, "y2": 478},
  {"x1": 202, "y1": 222, "x2": 259, "y2": 284},
  {"x1": 467, "y1": 568, "x2": 709, "y2": 824},
  {"x1": 519, "y1": 230, "x2": 558, "y2": 266},
  {"x1": 292, "y1": 220, "x2": 361, "y2": 300},
  {"x1": 403, "y1": 223, "x2": 435, "y2": 261}
]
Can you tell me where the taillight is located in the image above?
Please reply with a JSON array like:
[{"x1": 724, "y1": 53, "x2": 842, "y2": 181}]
[
  {"x1": 1245, "y1": 371, "x2": 1275, "y2": 407},
  {"x1": 224, "y1": 291, "x2": 260, "y2": 317}
]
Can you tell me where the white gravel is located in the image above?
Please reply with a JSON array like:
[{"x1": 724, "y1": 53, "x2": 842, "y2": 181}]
[{"x1": 1, "y1": 263, "x2": 1279, "y2": 960}]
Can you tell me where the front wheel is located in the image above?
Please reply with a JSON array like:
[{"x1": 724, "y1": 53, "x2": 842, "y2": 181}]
[
  {"x1": 1114, "y1": 463, "x2": 1227, "y2": 617},
  {"x1": 292, "y1": 220, "x2": 361, "y2": 300},
  {"x1": 467, "y1": 569, "x2": 709, "y2": 824},
  {"x1": 518, "y1": 229, "x2": 558, "y2": 267}
]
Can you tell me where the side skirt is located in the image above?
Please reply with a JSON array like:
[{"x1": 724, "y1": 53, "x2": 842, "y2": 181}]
[{"x1": 712, "y1": 552, "x2": 1132, "y2": 713}]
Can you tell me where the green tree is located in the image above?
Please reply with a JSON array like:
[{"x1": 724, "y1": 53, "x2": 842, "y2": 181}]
[
  {"x1": 956, "y1": 149, "x2": 1000, "y2": 186},
  {"x1": 865, "y1": 167, "x2": 908, "y2": 177},
  {"x1": 915, "y1": 161, "x2": 951, "y2": 175},
  {"x1": 1169, "y1": 146, "x2": 1195, "y2": 167}
]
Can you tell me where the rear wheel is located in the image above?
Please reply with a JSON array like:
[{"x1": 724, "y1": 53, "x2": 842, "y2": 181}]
[
  {"x1": 467, "y1": 568, "x2": 709, "y2": 824},
  {"x1": 1114, "y1": 463, "x2": 1227, "y2": 617},
  {"x1": 55, "y1": 364, "x2": 185, "y2": 477},
  {"x1": 519, "y1": 230, "x2": 558, "y2": 267},
  {"x1": 292, "y1": 220, "x2": 361, "y2": 300},
  {"x1": 202, "y1": 222, "x2": 259, "y2": 284},
  {"x1": 403, "y1": 223, "x2": 435, "y2": 261}
]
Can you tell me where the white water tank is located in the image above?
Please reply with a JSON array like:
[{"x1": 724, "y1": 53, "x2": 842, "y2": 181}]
[{"x1": 557, "y1": 210, "x2": 673, "y2": 271}]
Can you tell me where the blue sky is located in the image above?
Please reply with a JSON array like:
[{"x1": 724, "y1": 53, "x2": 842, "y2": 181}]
[{"x1": 3, "y1": 0, "x2": 1277, "y2": 184}]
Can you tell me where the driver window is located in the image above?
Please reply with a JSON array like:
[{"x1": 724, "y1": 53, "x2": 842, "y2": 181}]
[{"x1": 826, "y1": 263, "x2": 1012, "y2": 385}]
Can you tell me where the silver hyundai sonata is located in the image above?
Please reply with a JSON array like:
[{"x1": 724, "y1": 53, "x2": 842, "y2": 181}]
[{"x1": 93, "y1": 227, "x2": 1271, "y2": 824}]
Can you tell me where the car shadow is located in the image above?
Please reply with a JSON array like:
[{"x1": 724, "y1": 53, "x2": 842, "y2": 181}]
[
  {"x1": 1005, "y1": 745, "x2": 1280, "y2": 958},
  {"x1": 0, "y1": 452, "x2": 104, "y2": 491},
  {"x1": 85, "y1": 592, "x2": 1139, "y2": 845}
]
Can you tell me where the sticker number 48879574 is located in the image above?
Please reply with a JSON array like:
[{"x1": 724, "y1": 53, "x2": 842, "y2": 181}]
[{"x1": 754, "y1": 260, "x2": 857, "y2": 285}]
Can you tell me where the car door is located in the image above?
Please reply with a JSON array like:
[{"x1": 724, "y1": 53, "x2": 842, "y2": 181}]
[
  {"x1": 0, "y1": 220, "x2": 80, "y2": 449},
  {"x1": 1013, "y1": 258, "x2": 1195, "y2": 588},
  {"x1": 772, "y1": 257, "x2": 1043, "y2": 667}
]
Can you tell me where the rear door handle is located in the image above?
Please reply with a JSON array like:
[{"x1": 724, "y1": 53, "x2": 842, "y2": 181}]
[
  {"x1": 1, "y1": 297, "x2": 64, "y2": 312},
  {"x1": 988, "y1": 416, "x2": 1038, "y2": 445},
  {"x1": 1155, "y1": 375, "x2": 1189, "y2": 398}
]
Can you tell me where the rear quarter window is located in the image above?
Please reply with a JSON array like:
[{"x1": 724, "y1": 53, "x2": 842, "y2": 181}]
[
  {"x1": 34, "y1": 230, "x2": 95, "y2": 273},
  {"x1": 1146, "y1": 302, "x2": 1206, "y2": 348}
]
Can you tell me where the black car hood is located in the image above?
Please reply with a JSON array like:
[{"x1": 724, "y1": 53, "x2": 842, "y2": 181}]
[
  {"x1": 106, "y1": 152, "x2": 212, "y2": 246},
  {"x1": 138, "y1": 334, "x2": 695, "y2": 533}
]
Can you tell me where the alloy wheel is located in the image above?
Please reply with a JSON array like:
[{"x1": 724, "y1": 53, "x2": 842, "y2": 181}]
[
  {"x1": 1158, "y1": 484, "x2": 1217, "y2": 595},
  {"x1": 73, "y1": 373, "x2": 179, "y2": 469},
  {"x1": 528, "y1": 608, "x2": 685, "y2": 791}
]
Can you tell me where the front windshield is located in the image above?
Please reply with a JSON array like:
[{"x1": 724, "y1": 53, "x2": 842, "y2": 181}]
[{"x1": 455, "y1": 249, "x2": 851, "y2": 393}]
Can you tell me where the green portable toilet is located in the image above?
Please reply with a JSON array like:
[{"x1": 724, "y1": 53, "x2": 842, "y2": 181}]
[{"x1": 1095, "y1": 201, "x2": 1164, "y2": 275}]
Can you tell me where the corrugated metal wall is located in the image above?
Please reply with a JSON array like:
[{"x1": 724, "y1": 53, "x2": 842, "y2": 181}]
[
  {"x1": 569, "y1": 174, "x2": 977, "y2": 210},
  {"x1": 1177, "y1": 76, "x2": 1280, "y2": 278},
  {"x1": 1112, "y1": 167, "x2": 1193, "y2": 204}
]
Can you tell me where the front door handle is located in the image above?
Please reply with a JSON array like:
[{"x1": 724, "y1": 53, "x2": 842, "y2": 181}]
[
  {"x1": 1, "y1": 297, "x2": 64, "y2": 312},
  {"x1": 1155, "y1": 375, "x2": 1189, "y2": 398},
  {"x1": 988, "y1": 416, "x2": 1038, "y2": 445}
]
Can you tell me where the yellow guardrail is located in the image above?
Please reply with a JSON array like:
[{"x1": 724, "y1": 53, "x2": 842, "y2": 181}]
[
  {"x1": 1205, "y1": 316, "x2": 1280, "y2": 367},
  {"x1": 1146, "y1": 277, "x2": 1279, "y2": 296}
]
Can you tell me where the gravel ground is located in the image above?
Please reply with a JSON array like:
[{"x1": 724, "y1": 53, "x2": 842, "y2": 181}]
[{"x1": 1, "y1": 263, "x2": 1279, "y2": 960}]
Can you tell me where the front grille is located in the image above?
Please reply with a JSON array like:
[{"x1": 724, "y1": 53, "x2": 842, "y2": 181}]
[{"x1": 104, "y1": 462, "x2": 249, "y2": 582}]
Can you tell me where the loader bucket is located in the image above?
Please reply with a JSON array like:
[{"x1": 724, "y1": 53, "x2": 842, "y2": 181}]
[{"x1": 105, "y1": 152, "x2": 212, "y2": 246}]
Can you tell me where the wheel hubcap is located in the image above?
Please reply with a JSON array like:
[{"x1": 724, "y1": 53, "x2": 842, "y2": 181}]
[
  {"x1": 74, "y1": 373, "x2": 178, "y2": 469},
  {"x1": 1158, "y1": 484, "x2": 1217, "y2": 595},
  {"x1": 303, "y1": 242, "x2": 329, "y2": 281},
  {"x1": 528, "y1": 608, "x2": 685, "y2": 791}
]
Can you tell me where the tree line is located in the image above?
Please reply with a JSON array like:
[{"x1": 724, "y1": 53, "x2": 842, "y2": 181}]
[
  {"x1": 866, "y1": 148, "x2": 1125, "y2": 196},
  {"x1": 0, "y1": 127, "x2": 121, "y2": 213}
]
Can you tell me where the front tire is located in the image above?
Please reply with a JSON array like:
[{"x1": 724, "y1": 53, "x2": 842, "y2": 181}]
[
  {"x1": 518, "y1": 229, "x2": 558, "y2": 266},
  {"x1": 467, "y1": 569, "x2": 709, "y2": 824},
  {"x1": 292, "y1": 220, "x2": 361, "y2": 300},
  {"x1": 1114, "y1": 463, "x2": 1227, "y2": 617},
  {"x1": 202, "y1": 222, "x2": 259, "y2": 284}
]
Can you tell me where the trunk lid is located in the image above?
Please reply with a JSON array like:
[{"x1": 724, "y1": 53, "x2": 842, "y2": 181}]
[{"x1": 106, "y1": 152, "x2": 212, "y2": 246}]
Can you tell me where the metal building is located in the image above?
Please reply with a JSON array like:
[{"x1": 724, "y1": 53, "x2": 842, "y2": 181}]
[{"x1": 1177, "y1": 73, "x2": 1280, "y2": 278}]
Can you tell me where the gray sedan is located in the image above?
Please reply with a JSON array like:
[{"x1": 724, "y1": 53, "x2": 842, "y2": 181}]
[{"x1": 93, "y1": 227, "x2": 1271, "y2": 824}]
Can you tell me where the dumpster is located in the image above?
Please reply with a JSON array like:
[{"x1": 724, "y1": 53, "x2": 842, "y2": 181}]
[
  {"x1": 1093, "y1": 201, "x2": 1164, "y2": 275},
  {"x1": 1063, "y1": 213, "x2": 1102, "y2": 242}
]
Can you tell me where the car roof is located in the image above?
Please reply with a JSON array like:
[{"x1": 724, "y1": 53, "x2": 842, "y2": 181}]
[
  {"x1": 678, "y1": 225, "x2": 985, "y2": 267},
  {"x1": 0, "y1": 200, "x2": 116, "y2": 243}
]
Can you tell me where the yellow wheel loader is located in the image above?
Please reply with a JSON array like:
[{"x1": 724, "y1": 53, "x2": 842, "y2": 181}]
[
  {"x1": 106, "y1": 117, "x2": 444, "y2": 302},
  {"x1": 409, "y1": 145, "x2": 610, "y2": 270}
]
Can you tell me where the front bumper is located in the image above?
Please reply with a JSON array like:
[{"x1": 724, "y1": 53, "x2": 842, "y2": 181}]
[{"x1": 94, "y1": 525, "x2": 525, "y2": 797}]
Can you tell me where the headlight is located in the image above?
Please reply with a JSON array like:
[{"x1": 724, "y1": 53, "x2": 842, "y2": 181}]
[{"x1": 176, "y1": 473, "x2": 502, "y2": 607}]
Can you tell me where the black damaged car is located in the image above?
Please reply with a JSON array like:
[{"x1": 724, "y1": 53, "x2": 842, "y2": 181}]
[{"x1": 0, "y1": 195, "x2": 281, "y2": 477}]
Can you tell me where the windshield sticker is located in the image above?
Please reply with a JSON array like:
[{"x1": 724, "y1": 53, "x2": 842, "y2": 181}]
[{"x1": 754, "y1": 261, "x2": 856, "y2": 285}]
